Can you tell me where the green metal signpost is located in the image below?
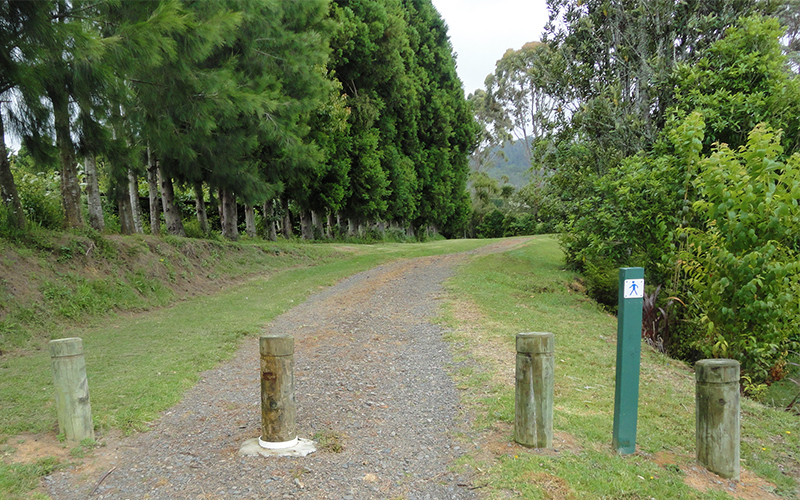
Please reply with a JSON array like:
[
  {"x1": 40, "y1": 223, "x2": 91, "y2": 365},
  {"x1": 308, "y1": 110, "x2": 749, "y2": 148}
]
[{"x1": 612, "y1": 267, "x2": 644, "y2": 454}]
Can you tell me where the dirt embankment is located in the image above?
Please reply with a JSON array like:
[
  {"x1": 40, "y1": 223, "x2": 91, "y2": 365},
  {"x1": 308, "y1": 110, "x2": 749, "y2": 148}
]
[{"x1": 0, "y1": 232, "x2": 334, "y2": 354}]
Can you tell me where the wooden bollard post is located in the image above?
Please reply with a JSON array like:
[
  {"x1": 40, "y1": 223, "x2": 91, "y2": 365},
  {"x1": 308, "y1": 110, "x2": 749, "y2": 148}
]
[
  {"x1": 49, "y1": 338, "x2": 94, "y2": 442},
  {"x1": 259, "y1": 334, "x2": 297, "y2": 448},
  {"x1": 515, "y1": 332, "x2": 554, "y2": 448},
  {"x1": 696, "y1": 359, "x2": 740, "y2": 480}
]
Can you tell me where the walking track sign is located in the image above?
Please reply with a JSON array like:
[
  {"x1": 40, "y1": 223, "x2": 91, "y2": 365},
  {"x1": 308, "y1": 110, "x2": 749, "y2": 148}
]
[{"x1": 613, "y1": 267, "x2": 644, "y2": 454}]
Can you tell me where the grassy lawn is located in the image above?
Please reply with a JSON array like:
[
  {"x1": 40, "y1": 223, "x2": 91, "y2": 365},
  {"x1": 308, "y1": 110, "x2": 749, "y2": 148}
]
[{"x1": 442, "y1": 235, "x2": 799, "y2": 499}]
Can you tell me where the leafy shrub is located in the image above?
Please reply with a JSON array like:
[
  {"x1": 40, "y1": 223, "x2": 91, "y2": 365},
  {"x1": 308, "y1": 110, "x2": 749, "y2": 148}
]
[
  {"x1": 384, "y1": 226, "x2": 412, "y2": 242},
  {"x1": 477, "y1": 209, "x2": 505, "y2": 238},
  {"x1": 183, "y1": 219, "x2": 208, "y2": 239},
  {"x1": 582, "y1": 257, "x2": 619, "y2": 310},
  {"x1": 16, "y1": 171, "x2": 63, "y2": 229},
  {"x1": 679, "y1": 124, "x2": 800, "y2": 383},
  {"x1": 0, "y1": 204, "x2": 25, "y2": 240}
]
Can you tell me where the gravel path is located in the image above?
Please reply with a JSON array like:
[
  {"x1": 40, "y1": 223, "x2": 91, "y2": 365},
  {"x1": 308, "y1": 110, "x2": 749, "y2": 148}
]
[{"x1": 44, "y1": 240, "x2": 529, "y2": 500}]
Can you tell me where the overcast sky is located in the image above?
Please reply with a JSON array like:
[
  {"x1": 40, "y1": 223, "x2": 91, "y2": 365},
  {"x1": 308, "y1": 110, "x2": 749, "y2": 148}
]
[{"x1": 430, "y1": 0, "x2": 550, "y2": 96}]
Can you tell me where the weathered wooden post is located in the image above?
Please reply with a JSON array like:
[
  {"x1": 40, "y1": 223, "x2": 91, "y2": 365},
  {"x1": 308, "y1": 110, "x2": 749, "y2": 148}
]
[
  {"x1": 259, "y1": 334, "x2": 297, "y2": 448},
  {"x1": 696, "y1": 359, "x2": 740, "y2": 480},
  {"x1": 49, "y1": 338, "x2": 94, "y2": 442},
  {"x1": 515, "y1": 332, "x2": 554, "y2": 448},
  {"x1": 612, "y1": 267, "x2": 644, "y2": 454}
]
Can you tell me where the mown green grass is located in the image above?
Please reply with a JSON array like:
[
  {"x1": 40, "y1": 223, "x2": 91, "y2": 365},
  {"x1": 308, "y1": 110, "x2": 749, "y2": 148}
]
[
  {"x1": 0, "y1": 457, "x2": 60, "y2": 500},
  {"x1": 442, "y1": 235, "x2": 799, "y2": 499}
]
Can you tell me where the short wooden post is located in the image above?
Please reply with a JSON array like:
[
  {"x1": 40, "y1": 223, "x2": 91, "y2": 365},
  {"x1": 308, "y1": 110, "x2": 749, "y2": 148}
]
[
  {"x1": 515, "y1": 332, "x2": 554, "y2": 448},
  {"x1": 259, "y1": 334, "x2": 297, "y2": 448},
  {"x1": 49, "y1": 338, "x2": 94, "y2": 442},
  {"x1": 696, "y1": 359, "x2": 740, "y2": 480}
]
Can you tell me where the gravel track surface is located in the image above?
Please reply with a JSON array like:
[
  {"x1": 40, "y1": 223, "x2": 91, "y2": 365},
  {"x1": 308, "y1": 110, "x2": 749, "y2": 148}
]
[{"x1": 44, "y1": 240, "x2": 527, "y2": 500}]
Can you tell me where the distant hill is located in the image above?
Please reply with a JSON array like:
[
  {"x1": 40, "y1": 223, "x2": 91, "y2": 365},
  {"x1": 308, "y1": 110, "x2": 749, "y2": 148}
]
[{"x1": 470, "y1": 140, "x2": 533, "y2": 188}]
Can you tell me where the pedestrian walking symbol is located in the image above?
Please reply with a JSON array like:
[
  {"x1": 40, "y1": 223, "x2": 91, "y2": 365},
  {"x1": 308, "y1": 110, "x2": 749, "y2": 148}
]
[{"x1": 623, "y1": 279, "x2": 644, "y2": 299}]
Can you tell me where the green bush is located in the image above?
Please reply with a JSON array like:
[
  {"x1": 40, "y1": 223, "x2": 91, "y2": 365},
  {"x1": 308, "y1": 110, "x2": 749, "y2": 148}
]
[
  {"x1": 183, "y1": 219, "x2": 208, "y2": 239},
  {"x1": 582, "y1": 257, "x2": 619, "y2": 310},
  {"x1": 477, "y1": 209, "x2": 505, "y2": 238},
  {"x1": 680, "y1": 123, "x2": 800, "y2": 383},
  {"x1": 16, "y1": 171, "x2": 63, "y2": 229}
]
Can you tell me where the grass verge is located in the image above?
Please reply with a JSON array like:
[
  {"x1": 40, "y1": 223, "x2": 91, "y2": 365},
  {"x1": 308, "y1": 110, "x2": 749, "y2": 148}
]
[{"x1": 442, "y1": 235, "x2": 799, "y2": 499}]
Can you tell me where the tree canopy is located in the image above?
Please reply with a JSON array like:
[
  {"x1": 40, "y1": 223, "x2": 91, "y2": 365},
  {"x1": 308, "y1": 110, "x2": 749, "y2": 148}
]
[
  {"x1": 471, "y1": 1, "x2": 798, "y2": 386},
  {"x1": 0, "y1": 0, "x2": 477, "y2": 239}
]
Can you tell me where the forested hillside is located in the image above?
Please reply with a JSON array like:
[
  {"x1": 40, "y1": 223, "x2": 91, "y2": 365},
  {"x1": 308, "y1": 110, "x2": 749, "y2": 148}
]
[
  {"x1": 470, "y1": 0, "x2": 800, "y2": 390},
  {"x1": 0, "y1": 0, "x2": 476, "y2": 242},
  {"x1": 469, "y1": 139, "x2": 532, "y2": 188}
]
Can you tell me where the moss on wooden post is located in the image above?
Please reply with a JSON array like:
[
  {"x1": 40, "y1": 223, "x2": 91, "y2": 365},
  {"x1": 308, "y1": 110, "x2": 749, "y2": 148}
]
[
  {"x1": 49, "y1": 338, "x2": 94, "y2": 442},
  {"x1": 696, "y1": 359, "x2": 740, "y2": 480},
  {"x1": 259, "y1": 334, "x2": 296, "y2": 447},
  {"x1": 515, "y1": 332, "x2": 554, "y2": 448}
]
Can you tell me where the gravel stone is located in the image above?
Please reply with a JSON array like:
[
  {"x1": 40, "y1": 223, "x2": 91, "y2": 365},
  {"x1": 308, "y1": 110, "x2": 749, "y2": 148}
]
[{"x1": 44, "y1": 247, "x2": 517, "y2": 499}]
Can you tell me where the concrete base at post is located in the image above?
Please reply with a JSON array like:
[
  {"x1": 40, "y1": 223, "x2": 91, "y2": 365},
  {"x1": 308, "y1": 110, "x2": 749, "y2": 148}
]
[
  {"x1": 240, "y1": 334, "x2": 316, "y2": 458},
  {"x1": 238, "y1": 437, "x2": 316, "y2": 458}
]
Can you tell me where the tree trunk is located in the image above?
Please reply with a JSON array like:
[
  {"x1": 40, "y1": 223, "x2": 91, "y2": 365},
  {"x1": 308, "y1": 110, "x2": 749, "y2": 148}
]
[
  {"x1": 128, "y1": 169, "x2": 143, "y2": 234},
  {"x1": 117, "y1": 178, "x2": 135, "y2": 235},
  {"x1": 217, "y1": 188, "x2": 224, "y2": 227},
  {"x1": 146, "y1": 147, "x2": 161, "y2": 235},
  {"x1": 84, "y1": 155, "x2": 104, "y2": 232},
  {"x1": 0, "y1": 117, "x2": 26, "y2": 230},
  {"x1": 194, "y1": 181, "x2": 209, "y2": 234},
  {"x1": 281, "y1": 198, "x2": 293, "y2": 238},
  {"x1": 159, "y1": 166, "x2": 184, "y2": 237},
  {"x1": 221, "y1": 188, "x2": 238, "y2": 240},
  {"x1": 311, "y1": 210, "x2": 324, "y2": 239},
  {"x1": 326, "y1": 211, "x2": 334, "y2": 239},
  {"x1": 299, "y1": 209, "x2": 312, "y2": 240},
  {"x1": 50, "y1": 86, "x2": 82, "y2": 228},
  {"x1": 264, "y1": 200, "x2": 277, "y2": 241},
  {"x1": 245, "y1": 205, "x2": 256, "y2": 238}
]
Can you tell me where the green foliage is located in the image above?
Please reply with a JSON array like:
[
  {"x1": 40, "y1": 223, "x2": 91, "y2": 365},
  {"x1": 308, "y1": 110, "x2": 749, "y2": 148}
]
[
  {"x1": 14, "y1": 170, "x2": 63, "y2": 230},
  {"x1": 673, "y1": 15, "x2": 800, "y2": 153},
  {"x1": 556, "y1": 15, "x2": 800, "y2": 384},
  {"x1": 325, "y1": 0, "x2": 476, "y2": 234},
  {"x1": 0, "y1": 0, "x2": 476, "y2": 240},
  {"x1": 480, "y1": 42, "x2": 564, "y2": 169},
  {"x1": 183, "y1": 219, "x2": 210, "y2": 239},
  {"x1": 476, "y1": 209, "x2": 505, "y2": 238},
  {"x1": 680, "y1": 124, "x2": 800, "y2": 382}
]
